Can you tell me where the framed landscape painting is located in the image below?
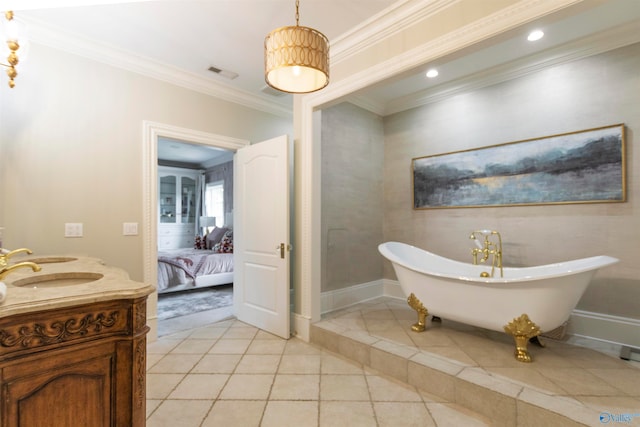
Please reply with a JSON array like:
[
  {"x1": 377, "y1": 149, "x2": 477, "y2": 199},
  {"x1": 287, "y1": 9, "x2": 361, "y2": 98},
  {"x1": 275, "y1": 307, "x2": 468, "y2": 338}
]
[{"x1": 412, "y1": 124, "x2": 626, "y2": 209}]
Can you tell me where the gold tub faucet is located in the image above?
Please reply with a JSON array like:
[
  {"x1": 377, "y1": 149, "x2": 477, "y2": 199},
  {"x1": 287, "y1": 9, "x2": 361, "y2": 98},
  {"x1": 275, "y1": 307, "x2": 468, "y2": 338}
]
[{"x1": 469, "y1": 230, "x2": 503, "y2": 278}]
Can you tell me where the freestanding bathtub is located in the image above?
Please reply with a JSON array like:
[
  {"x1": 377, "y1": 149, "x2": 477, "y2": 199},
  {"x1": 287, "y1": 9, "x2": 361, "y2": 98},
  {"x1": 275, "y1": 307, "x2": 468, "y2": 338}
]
[{"x1": 378, "y1": 241, "x2": 619, "y2": 362}]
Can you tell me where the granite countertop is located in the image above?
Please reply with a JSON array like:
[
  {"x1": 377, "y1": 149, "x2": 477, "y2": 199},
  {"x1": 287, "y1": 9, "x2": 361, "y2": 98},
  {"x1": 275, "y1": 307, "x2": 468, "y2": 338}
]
[{"x1": 0, "y1": 255, "x2": 155, "y2": 317}]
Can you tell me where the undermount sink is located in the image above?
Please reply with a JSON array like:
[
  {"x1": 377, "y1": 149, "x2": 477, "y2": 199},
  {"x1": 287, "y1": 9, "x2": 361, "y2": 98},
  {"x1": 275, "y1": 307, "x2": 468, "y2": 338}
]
[
  {"x1": 26, "y1": 257, "x2": 78, "y2": 264},
  {"x1": 12, "y1": 272, "x2": 104, "y2": 288}
]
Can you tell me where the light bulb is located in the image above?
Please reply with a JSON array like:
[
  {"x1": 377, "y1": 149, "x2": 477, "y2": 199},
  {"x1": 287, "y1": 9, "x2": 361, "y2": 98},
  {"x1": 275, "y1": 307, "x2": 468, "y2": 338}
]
[{"x1": 527, "y1": 30, "x2": 544, "y2": 42}]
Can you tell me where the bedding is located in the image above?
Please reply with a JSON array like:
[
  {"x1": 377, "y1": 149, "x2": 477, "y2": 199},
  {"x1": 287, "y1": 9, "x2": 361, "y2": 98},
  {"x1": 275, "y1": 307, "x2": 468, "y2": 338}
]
[{"x1": 157, "y1": 248, "x2": 233, "y2": 293}]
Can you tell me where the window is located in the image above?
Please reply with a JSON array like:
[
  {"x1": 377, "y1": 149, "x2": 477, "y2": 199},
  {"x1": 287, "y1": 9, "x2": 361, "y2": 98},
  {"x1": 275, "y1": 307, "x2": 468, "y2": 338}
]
[{"x1": 204, "y1": 181, "x2": 224, "y2": 228}]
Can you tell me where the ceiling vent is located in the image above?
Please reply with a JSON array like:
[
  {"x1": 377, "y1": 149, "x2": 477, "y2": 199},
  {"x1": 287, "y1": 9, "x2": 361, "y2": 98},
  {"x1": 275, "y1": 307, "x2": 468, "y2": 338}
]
[
  {"x1": 208, "y1": 66, "x2": 239, "y2": 80},
  {"x1": 261, "y1": 84, "x2": 287, "y2": 97}
]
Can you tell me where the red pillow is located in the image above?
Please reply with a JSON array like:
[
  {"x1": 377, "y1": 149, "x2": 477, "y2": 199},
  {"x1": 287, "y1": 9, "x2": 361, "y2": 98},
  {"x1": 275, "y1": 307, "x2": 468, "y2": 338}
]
[{"x1": 214, "y1": 230, "x2": 233, "y2": 253}]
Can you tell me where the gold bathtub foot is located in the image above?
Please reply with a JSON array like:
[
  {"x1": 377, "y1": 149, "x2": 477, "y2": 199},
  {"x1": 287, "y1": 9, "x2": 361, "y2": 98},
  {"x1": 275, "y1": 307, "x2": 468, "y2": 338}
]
[
  {"x1": 407, "y1": 293, "x2": 428, "y2": 332},
  {"x1": 504, "y1": 314, "x2": 541, "y2": 363}
]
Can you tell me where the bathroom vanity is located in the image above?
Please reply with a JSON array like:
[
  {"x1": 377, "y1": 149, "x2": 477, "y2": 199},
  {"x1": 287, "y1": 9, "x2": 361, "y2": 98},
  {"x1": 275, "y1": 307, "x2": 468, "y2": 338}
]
[{"x1": 0, "y1": 256, "x2": 154, "y2": 427}]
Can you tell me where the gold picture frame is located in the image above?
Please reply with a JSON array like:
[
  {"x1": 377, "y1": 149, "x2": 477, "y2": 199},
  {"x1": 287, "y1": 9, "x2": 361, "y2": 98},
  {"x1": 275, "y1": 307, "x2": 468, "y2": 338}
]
[{"x1": 412, "y1": 124, "x2": 626, "y2": 209}]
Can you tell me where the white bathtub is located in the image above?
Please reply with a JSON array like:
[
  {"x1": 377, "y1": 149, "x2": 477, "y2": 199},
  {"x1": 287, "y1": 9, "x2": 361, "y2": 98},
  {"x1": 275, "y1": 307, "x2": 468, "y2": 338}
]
[{"x1": 378, "y1": 241, "x2": 619, "y2": 334}]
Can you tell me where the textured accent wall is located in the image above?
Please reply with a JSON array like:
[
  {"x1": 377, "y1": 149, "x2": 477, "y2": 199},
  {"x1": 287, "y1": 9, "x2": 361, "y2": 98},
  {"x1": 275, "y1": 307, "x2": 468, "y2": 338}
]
[
  {"x1": 321, "y1": 103, "x2": 384, "y2": 293},
  {"x1": 382, "y1": 42, "x2": 640, "y2": 320}
]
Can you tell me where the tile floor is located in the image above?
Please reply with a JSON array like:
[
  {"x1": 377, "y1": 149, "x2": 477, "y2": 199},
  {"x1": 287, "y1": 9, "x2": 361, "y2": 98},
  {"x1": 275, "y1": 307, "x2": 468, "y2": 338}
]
[
  {"x1": 147, "y1": 317, "x2": 491, "y2": 427},
  {"x1": 149, "y1": 297, "x2": 640, "y2": 426},
  {"x1": 311, "y1": 297, "x2": 640, "y2": 427}
]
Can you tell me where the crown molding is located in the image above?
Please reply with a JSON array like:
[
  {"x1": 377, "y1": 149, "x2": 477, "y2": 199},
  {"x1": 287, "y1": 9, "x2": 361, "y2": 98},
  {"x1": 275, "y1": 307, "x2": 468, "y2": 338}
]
[
  {"x1": 21, "y1": 15, "x2": 293, "y2": 118},
  {"x1": 344, "y1": 94, "x2": 387, "y2": 117},
  {"x1": 331, "y1": 0, "x2": 457, "y2": 64}
]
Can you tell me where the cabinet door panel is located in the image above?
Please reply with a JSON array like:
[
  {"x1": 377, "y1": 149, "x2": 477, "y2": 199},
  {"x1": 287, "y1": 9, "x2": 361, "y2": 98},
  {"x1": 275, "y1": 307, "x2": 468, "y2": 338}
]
[
  {"x1": 3, "y1": 346, "x2": 114, "y2": 427},
  {"x1": 180, "y1": 176, "x2": 196, "y2": 224},
  {"x1": 159, "y1": 174, "x2": 177, "y2": 223}
]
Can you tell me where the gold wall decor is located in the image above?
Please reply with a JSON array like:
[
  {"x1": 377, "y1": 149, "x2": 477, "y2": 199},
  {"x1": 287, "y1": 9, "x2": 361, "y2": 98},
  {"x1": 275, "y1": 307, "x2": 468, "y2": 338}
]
[
  {"x1": 412, "y1": 124, "x2": 626, "y2": 209},
  {"x1": 1, "y1": 11, "x2": 23, "y2": 88}
]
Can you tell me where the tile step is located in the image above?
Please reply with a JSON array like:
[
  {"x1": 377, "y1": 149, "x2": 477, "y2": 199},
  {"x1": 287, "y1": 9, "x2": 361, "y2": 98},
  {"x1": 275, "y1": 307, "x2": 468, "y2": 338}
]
[{"x1": 310, "y1": 322, "x2": 599, "y2": 427}]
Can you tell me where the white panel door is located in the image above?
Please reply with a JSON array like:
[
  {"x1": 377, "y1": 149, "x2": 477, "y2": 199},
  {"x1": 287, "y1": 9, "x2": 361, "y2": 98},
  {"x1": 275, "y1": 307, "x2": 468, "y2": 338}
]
[{"x1": 234, "y1": 135, "x2": 290, "y2": 339}]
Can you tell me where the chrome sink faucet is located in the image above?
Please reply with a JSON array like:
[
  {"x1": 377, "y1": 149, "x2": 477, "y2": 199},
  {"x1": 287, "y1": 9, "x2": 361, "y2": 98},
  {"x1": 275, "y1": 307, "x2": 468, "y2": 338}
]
[{"x1": 469, "y1": 230, "x2": 503, "y2": 278}]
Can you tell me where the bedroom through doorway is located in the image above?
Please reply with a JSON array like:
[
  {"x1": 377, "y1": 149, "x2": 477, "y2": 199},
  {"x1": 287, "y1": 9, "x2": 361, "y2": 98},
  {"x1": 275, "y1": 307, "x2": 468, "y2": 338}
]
[{"x1": 156, "y1": 137, "x2": 236, "y2": 335}]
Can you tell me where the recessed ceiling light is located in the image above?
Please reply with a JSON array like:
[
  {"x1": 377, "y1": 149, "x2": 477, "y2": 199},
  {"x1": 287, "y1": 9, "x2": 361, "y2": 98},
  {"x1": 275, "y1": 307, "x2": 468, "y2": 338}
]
[
  {"x1": 527, "y1": 30, "x2": 544, "y2": 42},
  {"x1": 426, "y1": 69, "x2": 438, "y2": 78}
]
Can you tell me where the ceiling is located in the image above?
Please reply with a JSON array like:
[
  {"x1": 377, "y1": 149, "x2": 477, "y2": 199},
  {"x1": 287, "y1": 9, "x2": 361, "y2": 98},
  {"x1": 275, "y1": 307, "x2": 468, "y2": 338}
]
[
  {"x1": 11, "y1": 0, "x2": 399, "y2": 115},
  {"x1": 157, "y1": 136, "x2": 234, "y2": 167},
  {"x1": 8, "y1": 0, "x2": 640, "y2": 118},
  {"x1": 346, "y1": 0, "x2": 640, "y2": 116}
]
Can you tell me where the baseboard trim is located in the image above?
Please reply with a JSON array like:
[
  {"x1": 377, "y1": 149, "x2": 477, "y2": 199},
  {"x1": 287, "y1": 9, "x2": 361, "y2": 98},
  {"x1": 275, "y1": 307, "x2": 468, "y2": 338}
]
[
  {"x1": 568, "y1": 309, "x2": 640, "y2": 349},
  {"x1": 321, "y1": 280, "x2": 385, "y2": 314},
  {"x1": 322, "y1": 279, "x2": 640, "y2": 350},
  {"x1": 292, "y1": 312, "x2": 311, "y2": 342},
  {"x1": 382, "y1": 278, "x2": 405, "y2": 300}
]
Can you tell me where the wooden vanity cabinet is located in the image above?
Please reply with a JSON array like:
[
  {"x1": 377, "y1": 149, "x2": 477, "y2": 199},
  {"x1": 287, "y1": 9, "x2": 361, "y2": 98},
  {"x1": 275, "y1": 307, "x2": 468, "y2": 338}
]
[{"x1": 0, "y1": 297, "x2": 149, "y2": 427}]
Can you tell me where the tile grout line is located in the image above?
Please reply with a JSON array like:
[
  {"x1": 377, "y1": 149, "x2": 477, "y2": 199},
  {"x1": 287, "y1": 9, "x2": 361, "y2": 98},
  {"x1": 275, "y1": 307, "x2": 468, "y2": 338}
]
[
  {"x1": 148, "y1": 321, "x2": 235, "y2": 423},
  {"x1": 258, "y1": 332, "x2": 284, "y2": 427}
]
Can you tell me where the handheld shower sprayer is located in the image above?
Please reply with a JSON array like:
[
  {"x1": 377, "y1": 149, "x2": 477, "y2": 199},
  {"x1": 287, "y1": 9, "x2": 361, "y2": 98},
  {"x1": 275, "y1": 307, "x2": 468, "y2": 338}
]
[{"x1": 468, "y1": 229, "x2": 504, "y2": 277}]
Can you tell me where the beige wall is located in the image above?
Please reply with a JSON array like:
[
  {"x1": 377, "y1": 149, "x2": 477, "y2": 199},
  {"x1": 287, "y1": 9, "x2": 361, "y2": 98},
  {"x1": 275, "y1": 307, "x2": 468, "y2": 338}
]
[
  {"x1": 0, "y1": 43, "x2": 291, "y2": 281},
  {"x1": 321, "y1": 103, "x2": 384, "y2": 292},
  {"x1": 383, "y1": 42, "x2": 640, "y2": 320}
]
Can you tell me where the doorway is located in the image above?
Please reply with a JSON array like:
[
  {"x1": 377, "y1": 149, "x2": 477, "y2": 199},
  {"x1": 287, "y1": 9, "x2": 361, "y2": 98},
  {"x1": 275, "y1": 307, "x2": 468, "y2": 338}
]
[
  {"x1": 156, "y1": 139, "x2": 235, "y2": 335},
  {"x1": 142, "y1": 121, "x2": 249, "y2": 341}
]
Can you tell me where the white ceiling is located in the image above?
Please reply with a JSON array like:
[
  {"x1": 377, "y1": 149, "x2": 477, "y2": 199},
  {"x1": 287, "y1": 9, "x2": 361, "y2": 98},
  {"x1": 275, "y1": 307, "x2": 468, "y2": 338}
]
[
  {"x1": 347, "y1": 0, "x2": 640, "y2": 116},
  {"x1": 11, "y1": 0, "x2": 399, "y2": 114},
  {"x1": 8, "y1": 1, "x2": 640, "y2": 116},
  {"x1": 157, "y1": 136, "x2": 233, "y2": 166}
]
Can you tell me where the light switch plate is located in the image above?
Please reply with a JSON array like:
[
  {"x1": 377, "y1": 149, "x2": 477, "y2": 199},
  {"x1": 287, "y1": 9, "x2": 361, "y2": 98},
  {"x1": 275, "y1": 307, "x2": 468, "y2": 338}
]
[
  {"x1": 64, "y1": 223, "x2": 83, "y2": 237},
  {"x1": 123, "y1": 222, "x2": 138, "y2": 236}
]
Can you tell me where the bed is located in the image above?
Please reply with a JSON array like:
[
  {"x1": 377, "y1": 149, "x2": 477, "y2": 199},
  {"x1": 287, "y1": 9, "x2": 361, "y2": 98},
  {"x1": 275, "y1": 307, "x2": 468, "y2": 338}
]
[{"x1": 157, "y1": 227, "x2": 234, "y2": 294}]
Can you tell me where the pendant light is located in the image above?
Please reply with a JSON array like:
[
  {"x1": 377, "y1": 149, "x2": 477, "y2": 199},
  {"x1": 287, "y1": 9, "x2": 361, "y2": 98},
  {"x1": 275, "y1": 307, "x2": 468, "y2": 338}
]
[{"x1": 264, "y1": 0, "x2": 329, "y2": 94}]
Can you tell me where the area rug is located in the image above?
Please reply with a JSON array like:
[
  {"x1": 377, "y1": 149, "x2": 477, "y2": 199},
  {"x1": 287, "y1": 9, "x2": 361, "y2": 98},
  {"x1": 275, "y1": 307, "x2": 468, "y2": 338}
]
[{"x1": 157, "y1": 285, "x2": 233, "y2": 320}]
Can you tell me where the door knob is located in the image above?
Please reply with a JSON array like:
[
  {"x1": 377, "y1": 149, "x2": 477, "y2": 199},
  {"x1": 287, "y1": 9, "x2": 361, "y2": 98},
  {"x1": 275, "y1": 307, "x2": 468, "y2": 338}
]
[{"x1": 277, "y1": 243, "x2": 292, "y2": 259}]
